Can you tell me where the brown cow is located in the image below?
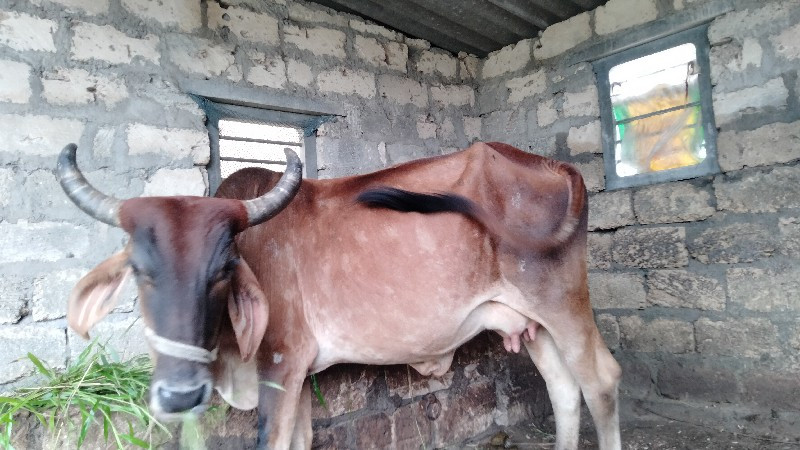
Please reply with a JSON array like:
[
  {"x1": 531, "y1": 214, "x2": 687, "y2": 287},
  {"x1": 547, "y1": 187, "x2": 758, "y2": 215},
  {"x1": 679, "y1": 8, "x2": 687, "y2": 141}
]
[{"x1": 58, "y1": 141, "x2": 621, "y2": 450}]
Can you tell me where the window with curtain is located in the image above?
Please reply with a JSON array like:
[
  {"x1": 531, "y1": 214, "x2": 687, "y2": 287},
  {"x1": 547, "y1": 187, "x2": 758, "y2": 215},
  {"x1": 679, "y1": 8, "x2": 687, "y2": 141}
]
[{"x1": 594, "y1": 25, "x2": 719, "y2": 190}]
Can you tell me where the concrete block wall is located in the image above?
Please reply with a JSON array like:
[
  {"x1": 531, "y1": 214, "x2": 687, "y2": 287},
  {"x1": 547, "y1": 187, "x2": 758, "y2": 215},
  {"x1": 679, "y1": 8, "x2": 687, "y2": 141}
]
[
  {"x1": 0, "y1": 0, "x2": 478, "y2": 363},
  {"x1": 2, "y1": 0, "x2": 799, "y2": 447},
  {"x1": 0, "y1": 0, "x2": 511, "y2": 448},
  {"x1": 476, "y1": 0, "x2": 800, "y2": 438}
]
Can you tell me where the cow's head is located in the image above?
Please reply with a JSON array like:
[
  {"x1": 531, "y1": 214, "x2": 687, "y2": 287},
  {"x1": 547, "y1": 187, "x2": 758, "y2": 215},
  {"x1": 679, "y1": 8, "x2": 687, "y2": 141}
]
[{"x1": 57, "y1": 144, "x2": 302, "y2": 420}]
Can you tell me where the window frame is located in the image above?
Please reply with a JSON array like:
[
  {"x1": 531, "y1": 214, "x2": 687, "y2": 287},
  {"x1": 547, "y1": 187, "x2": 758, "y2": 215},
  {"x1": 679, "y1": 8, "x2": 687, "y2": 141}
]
[
  {"x1": 199, "y1": 99, "x2": 331, "y2": 195},
  {"x1": 593, "y1": 24, "x2": 720, "y2": 190}
]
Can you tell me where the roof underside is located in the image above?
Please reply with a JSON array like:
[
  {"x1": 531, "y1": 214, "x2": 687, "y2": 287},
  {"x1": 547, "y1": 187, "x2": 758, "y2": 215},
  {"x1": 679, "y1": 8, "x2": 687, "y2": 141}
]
[{"x1": 307, "y1": 0, "x2": 607, "y2": 57}]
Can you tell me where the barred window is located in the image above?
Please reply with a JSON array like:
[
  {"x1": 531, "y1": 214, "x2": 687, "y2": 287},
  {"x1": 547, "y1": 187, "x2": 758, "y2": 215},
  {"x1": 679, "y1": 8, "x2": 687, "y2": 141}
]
[
  {"x1": 196, "y1": 100, "x2": 329, "y2": 194},
  {"x1": 218, "y1": 120, "x2": 305, "y2": 179}
]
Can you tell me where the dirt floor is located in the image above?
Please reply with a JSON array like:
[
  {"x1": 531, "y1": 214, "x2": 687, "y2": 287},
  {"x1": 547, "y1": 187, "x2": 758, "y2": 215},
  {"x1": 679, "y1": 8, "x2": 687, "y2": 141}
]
[{"x1": 465, "y1": 410, "x2": 800, "y2": 450}]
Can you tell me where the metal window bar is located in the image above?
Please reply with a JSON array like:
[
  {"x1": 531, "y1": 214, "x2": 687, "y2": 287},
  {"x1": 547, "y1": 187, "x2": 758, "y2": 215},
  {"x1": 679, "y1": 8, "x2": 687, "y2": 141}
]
[
  {"x1": 218, "y1": 157, "x2": 289, "y2": 165},
  {"x1": 613, "y1": 101, "x2": 701, "y2": 126},
  {"x1": 219, "y1": 135, "x2": 304, "y2": 147},
  {"x1": 218, "y1": 122, "x2": 304, "y2": 181},
  {"x1": 218, "y1": 124, "x2": 304, "y2": 168},
  {"x1": 614, "y1": 122, "x2": 702, "y2": 143},
  {"x1": 610, "y1": 64, "x2": 697, "y2": 90}
]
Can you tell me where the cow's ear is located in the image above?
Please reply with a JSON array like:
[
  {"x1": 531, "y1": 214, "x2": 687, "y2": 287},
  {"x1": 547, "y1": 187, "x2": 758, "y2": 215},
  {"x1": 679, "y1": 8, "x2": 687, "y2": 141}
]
[
  {"x1": 68, "y1": 249, "x2": 132, "y2": 340},
  {"x1": 228, "y1": 259, "x2": 268, "y2": 363}
]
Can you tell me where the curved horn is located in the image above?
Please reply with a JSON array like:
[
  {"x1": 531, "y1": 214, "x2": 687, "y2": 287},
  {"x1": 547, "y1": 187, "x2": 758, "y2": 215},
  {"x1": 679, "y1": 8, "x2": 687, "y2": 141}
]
[
  {"x1": 242, "y1": 148, "x2": 303, "y2": 226},
  {"x1": 57, "y1": 144, "x2": 122, "y2": 227}
]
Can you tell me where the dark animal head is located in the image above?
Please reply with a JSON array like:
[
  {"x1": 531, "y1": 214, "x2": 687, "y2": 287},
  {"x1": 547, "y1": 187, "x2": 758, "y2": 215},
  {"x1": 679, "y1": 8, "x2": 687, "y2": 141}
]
[{"x1": 57, "y1": 144, "x2": 302, "y2": 420}]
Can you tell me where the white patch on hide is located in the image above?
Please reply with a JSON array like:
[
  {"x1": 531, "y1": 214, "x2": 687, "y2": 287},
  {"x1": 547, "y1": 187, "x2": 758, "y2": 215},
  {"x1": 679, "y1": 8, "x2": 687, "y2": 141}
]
[
  {"x1": 415, "y1": 225, "x2": 437, "y2": 253},
  {"x1": 511, "y1": 191, "x2": 522, "y2": 209}
]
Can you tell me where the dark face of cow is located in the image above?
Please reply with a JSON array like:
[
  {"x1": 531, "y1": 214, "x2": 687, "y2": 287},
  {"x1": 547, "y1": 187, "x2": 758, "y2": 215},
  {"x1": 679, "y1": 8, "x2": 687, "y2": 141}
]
[
  {"x1": 56, "y1": 144, "x2": 301, "y2": 420},
  {"x1": 122, "y1": 197, "x2": 244, "y2": 418}
]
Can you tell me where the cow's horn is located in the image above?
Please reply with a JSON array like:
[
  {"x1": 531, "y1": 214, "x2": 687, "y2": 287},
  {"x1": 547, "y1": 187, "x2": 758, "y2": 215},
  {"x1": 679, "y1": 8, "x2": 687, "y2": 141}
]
[
  {"x1": 242, "y1": 148, "x2": 303, "y2": 226},
  {"x1": 57, "y1": 144, "x2": 122, "y2": 227}
]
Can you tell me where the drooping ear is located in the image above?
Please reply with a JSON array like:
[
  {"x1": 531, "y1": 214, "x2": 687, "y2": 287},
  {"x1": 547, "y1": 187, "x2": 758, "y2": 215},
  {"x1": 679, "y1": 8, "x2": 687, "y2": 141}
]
[
  {"x1": 228, "y1": 259, "x2": 268, "y2": 363},
  {"x1": 68, "y1": 248, "x2": 132, "y2": 340}
]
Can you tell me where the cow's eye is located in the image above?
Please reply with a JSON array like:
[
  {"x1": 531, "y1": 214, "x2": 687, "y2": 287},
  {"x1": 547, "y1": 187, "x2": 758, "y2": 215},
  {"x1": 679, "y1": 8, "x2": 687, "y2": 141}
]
[
  {"x1": 211, "y1": 258, "x2": 239, "y2": 285},
  {"x1": 222, "y1": 258, "x2": 240, "y2": 276},
  {"x1": 130, "y1": 262, "x2": 155, "y2": 286},
  {"x1": 130, "y1": 263, "x2": 146, "y2": 280}
]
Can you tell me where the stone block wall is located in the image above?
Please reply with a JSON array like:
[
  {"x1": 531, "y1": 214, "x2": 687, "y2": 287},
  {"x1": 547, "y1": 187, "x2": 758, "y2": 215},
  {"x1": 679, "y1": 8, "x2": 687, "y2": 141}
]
[
  {"x1": 0, "y1": 0, "x2": 531, "y2": 448},
  {"x1": 2, "y1": 0, "x2": 799, "y2": 447},
  {"x1": 476, "y1": 0, "x2": 800, "y2": 438},
  {"x1": 0, "y1": 0, "x2": 478, "y2": 369}
]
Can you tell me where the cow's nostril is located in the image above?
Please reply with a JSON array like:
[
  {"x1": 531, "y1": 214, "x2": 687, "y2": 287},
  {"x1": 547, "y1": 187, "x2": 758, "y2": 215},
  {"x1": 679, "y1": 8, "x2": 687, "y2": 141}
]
[{"x1": 156, "y1": 384, "x2": 208, "y2": 414}]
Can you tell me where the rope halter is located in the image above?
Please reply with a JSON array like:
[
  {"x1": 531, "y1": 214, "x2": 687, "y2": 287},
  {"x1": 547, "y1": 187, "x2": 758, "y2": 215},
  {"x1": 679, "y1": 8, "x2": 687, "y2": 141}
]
[{"x1": 144, "y1": 327, "x2": 219, "y2": 364}]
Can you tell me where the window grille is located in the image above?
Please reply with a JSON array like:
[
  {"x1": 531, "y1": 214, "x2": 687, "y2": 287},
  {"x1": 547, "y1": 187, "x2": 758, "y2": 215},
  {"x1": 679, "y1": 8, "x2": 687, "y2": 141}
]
[
  {"x1": 195, "y1": 98, "x2": 332, "y2": 195},
  {"x1": 218, "y1": 120, "x2": 305, "y2": 179}
]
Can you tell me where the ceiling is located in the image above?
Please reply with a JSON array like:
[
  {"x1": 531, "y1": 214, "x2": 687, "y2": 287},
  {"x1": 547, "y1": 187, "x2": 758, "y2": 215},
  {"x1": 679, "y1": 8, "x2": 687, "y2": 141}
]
[{"x1": 308, "y1": 0, "x2": 608, "y2": 57}]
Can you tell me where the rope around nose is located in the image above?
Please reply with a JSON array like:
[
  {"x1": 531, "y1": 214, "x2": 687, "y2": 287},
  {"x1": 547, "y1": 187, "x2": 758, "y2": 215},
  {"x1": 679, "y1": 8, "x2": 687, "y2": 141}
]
[{"x1": 144, "y1": 327, "x2": 219, "y2": 364}]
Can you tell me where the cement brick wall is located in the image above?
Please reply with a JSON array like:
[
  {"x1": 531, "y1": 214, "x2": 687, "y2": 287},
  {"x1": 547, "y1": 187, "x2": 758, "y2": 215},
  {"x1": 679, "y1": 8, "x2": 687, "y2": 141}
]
[
  {"x1": 476, "y1": 0, "x2": 800, "y2": 438},
  {"x1": 0, "y1": 0, "x2": 503, "y2": 448},
  {"x1": 3, "y1": 0, "x2": 799, "y2": 446}
]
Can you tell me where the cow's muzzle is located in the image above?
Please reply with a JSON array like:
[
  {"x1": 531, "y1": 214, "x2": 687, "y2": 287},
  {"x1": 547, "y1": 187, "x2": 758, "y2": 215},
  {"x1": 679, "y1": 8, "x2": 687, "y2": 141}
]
[
  {"x1": 150, "y1": 379, "x2": 213, "y2": 419},
  {"x1": 144, "y1": 327, "x2": 217, "y2": 420}
]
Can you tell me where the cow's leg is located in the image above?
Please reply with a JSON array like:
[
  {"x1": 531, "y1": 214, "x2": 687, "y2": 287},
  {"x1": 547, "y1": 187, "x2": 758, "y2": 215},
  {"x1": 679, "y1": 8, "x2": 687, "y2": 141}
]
[
  {"x1": 256, "y1": 351, "x2": 316, "y2": 450},
  {"x1": 256, "y1": 368, "x2": 307, "y2": 449},
  {"x1": 524, "y1": 327, "x2": 581, "y2": 450},
  {"x1": 544, "y1": 310, "x2": 622, "y2": 450},
  {"x1": 290, "y1": 378, "x2": 313, "y2": 450},
  {"x1": 256, "y1": 401, "x2": 271, "y2": 450}
]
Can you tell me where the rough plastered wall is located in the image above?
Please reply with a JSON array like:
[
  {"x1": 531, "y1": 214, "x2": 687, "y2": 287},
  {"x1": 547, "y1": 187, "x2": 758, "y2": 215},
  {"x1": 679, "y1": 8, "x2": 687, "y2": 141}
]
[
  {"x1": 0, "y1": 0, "x2": 538, "y2": 448},
  {"x1": 478, "y1": 0, "x2": 800, "y2": 439}
]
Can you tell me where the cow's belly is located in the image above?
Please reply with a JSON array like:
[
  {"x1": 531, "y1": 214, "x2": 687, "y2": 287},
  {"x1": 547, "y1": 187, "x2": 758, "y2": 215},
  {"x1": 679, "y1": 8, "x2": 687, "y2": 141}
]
[{"x1": 308, "y1": 282, "x2": 537, "y2": 374}]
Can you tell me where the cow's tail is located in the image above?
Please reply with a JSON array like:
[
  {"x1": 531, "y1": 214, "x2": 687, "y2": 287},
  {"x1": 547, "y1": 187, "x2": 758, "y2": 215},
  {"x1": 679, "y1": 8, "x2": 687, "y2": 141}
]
[{"x1": 356, "y1": 165, "x2": 585, "y2": 252}]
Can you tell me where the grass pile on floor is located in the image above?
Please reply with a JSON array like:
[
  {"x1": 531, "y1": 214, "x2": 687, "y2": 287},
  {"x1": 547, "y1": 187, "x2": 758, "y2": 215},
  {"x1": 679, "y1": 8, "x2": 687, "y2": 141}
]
[{"x1": 0, "y1": 340, "x2": 169, "y2": 449}]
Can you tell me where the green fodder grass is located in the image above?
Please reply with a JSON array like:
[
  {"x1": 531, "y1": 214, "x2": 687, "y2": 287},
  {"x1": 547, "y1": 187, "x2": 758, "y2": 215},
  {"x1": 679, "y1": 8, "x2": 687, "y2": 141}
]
[
  {"x1": 310, "y1": 374, "x2": 326, "y2": 408},
  {"x1": 0, "y1": 341, "x2": 169, "y2": 449}
]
